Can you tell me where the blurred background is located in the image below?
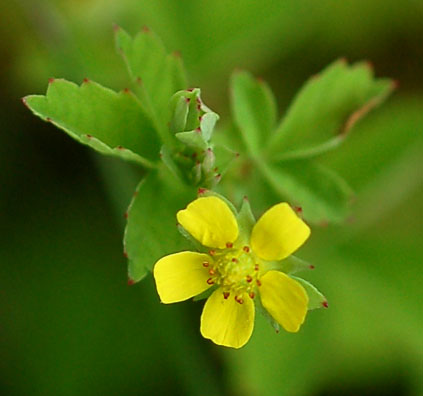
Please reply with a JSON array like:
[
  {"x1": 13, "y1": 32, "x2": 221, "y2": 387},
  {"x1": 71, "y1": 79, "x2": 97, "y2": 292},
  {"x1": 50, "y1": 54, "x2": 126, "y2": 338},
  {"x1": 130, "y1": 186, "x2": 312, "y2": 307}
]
[{"x1": 1, "y1": 0, "x2": 422, "y2": 395}]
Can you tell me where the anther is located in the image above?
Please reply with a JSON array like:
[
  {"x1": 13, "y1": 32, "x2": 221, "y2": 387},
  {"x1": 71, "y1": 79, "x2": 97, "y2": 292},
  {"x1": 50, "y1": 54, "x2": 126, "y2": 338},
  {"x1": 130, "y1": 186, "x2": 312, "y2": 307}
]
[
  {"x1": 208, "y1": 268, "x2": 215, "y2": 275},
  {"x1": 243, "y1": 246, "x2": 250, "y2": 253},
  {"x1": 209, "y1": 250, "x2": 215, "y2": 256},
  {"x1": 226, "y1": 242, "x2": 233, "y2": 248},
  {"x1": 207, "y1": 278, "x2": 214, "y2": 285},
  {"x1": 256, "y1": 279, "x2": 262, "y2": 286},
  {"x1": 202, "y1": 261, "x2": 209, "y2": 267},
  {"x1": 223, "y1": 292, "x2": 230, "y2": 300},
  {"x1": 235, "y1": 296, "x2": 244, "y2": 304},
  {"x1": 246, "y1": 275, "x2": 252, "y2": 283},
  {"x1": 231, "y1": 258, "x2": 238, "y2": 263},
  {"x1": 254, "y1": 264, "x2": 259, "y2": 271},
  {"x1": 249, "y1": 292, "x2": 255, "y2": 299}
]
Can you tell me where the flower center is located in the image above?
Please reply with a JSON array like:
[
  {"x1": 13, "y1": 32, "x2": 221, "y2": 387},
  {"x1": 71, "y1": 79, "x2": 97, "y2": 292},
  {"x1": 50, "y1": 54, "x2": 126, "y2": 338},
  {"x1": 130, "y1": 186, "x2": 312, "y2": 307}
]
[{"x1": 203, "y1": 245, "x2": 261, "y2": 303}]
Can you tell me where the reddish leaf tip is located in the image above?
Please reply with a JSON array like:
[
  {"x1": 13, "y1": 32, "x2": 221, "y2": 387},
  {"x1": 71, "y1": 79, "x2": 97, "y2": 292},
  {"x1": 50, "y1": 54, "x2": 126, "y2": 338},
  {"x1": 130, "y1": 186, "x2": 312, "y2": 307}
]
[
  {"x1": 142, "y1": 25, "x2": 150, "y2": 33},
  {"x1": 86, "y1": 134, "x2": 93, "y2": 139},
  {"x1": 48, "y1": 78, "x2": 55, "y2": 84},
  {"x1": 322, "y1": 301, "x2": 329, "y2": 308},
  {"x1": 309, "y1": 265, "x2": 315, "y2": 270},
  {"x1": 128, "y1": 278, "x2": 135, "y2": 286},
  {"x1": 293, "y1": 206, "x2": 302, "y2": 214},
  {"x1": 21, "y1": 97, "x2": 29, "y2": 108},
  {"x1": 136, "y1": 76, "x2": 142, "y2": 85},
  {"x1": 123, "y1": 87, "x2": 130, "y2": 93},
  {"x1": 243, "y1": 195, "x2": 249, "y2": 201},
  {"x1": 112, "y1": 23, "x2": 120, "y2": 32},
  {"x1": 391, "y1": 80, "x2": 400, "y2": 89},
  {"x1": 123, "y1": 251, "x2": 128, "y2": 258},
  {"x1": 172, "y1": 50, "x2": 181, "y2": 58},
  {"x1": 46, "y1": 117, "x2": 52, "y2": 122},
  {"x1": 124, "y1": 212, "x2": 128, "y2": 219},
  {"x1": 197, "y1": 187, "x2": 207, "y2": 195},
  {"x1": 83, "y1": 77, "x2": 90, "y2": 83}
]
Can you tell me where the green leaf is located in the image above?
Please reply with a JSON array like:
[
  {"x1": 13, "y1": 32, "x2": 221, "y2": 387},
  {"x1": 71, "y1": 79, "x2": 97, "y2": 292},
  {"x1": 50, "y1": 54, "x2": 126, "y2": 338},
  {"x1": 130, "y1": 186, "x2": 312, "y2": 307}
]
[
  {"x1": 278, "y1": 255, "x2": 314, "y2": 274},
  {"x1": 259, "y1": 160, "x2": 352, "y2": 224},
  {"x1": 236, "y1": 197, "x2": 256, "y2": 244},
  {"x1": 124, "y1": 167, "x2": 196, "y2": 283},
  {"x1": 175, "y1": 130, "x2": 208, "y2": 150},
  {"x1": 291, "y1": 276, "x2": 328, "y2": 310},
  {"x1": 23, "y1": 79, "x2": 159, "y2": 168},
  {"x1": 231, "y1": 71, "x2": 277, "y2": 155},
  {"x1": 267, "y1": 59, "x2": 394, "y2": 160},
  {"x1": 200, "y1": 112, "x2": 219, "y2": 141},
  {"x1": 114, "y1": 26, "x2": 187, "y2": 139}
]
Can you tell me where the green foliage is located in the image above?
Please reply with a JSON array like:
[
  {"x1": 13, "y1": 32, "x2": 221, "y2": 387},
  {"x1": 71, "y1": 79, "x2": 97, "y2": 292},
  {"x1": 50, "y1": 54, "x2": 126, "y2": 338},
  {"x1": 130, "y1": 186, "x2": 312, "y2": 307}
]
[
  {"x1": 231, "y1": 71, "x2": 277, "y2": 155},
  {"x1": 292, "y1": 276, "x2": 327, "y2": 310},
  {"x1": 114, "y1": 26, "x2": 187, "y2": 144},
  {"x1": 124, "y1": 166, "x2": 196, "y2": 282},
  {"x1": 23, "y1": 79, "x2": 160, "y2": 167},
  {"x1": 229, "y1": 61, "x2": 392, "y2": 223},
  {"x1": 267, "y1": 60, "x2": 394, "y2": 159},
  {"x1": 23, "y1": 27, "x2": 394, "y2": 285}
]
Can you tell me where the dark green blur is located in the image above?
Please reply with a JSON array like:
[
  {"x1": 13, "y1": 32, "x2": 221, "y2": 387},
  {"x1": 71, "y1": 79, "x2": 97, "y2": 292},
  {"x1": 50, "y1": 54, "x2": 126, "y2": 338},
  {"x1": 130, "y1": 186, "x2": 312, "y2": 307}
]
[{"x1": 1, "y1": 1, "x2": 422, "y2": 395}]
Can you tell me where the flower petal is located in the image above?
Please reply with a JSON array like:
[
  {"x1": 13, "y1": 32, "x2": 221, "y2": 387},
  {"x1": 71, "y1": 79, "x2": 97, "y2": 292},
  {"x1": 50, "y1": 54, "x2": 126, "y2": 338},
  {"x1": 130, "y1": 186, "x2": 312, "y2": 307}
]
[
  {"x1": 177, "y1": 197, "x2": 239, "y2": 249},
  {"x1": 259, "y1": 270, "x2": 308, "y2": 332},
  {"x1": 154, "y1": 252, "x2": 212, "y2": 304},
  {"x1": 251, "y1": 202, "x2": 310, "y2": 261},
  {"x1": 200, "y1": 289, "x2": 254, "y2": 348}
]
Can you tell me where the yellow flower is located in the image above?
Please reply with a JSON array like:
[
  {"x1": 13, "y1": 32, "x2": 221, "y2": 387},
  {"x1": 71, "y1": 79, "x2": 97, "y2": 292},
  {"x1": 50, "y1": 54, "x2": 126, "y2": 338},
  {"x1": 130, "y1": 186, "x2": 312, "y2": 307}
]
[{"x1": 153, "y1": 194, "x2": 311, "y2": 348}]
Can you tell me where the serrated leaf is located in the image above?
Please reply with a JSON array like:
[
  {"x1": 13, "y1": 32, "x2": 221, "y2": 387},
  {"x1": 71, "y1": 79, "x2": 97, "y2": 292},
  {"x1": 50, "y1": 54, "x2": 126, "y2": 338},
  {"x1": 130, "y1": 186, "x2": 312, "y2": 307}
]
[
  {"x1": 267, "y1": 59, "x2": 394, "y2": 160},
  {"x1": 24, "y1": 79, "x2": 159, "y2": 167},
  {"x1": 291, "y1": 276, "x2": 327, "y2": 310},
  {"x1": 114, "y1": 26, "x2": 187, "y2": 137},
  {"x1": 231, "y1": 71, "x2": 277, "y2": 155},
  {"x1": 259, "y1": 160, "x2": 353, "y2": 224},
  {"x1": 124, "y1": 167, "x2": 196, "y2": 283}
]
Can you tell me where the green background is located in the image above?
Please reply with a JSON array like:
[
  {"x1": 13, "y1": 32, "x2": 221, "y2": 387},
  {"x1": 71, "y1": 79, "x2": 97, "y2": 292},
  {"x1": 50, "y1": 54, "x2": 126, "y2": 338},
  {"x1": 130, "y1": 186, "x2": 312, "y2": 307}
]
[{"x1": 1, "y1": 1, "x2": 422, "y2": 395}]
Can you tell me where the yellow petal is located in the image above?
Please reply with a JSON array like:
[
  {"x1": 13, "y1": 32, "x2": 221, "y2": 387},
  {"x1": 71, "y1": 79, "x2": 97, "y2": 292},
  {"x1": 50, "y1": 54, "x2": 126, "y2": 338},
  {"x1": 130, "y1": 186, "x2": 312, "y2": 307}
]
[
  {"x1": 251, "y1": 202, "x2": 310, "y2": 261},
  {"x1": 154, "y1": 252, "x2": 212, "y2": 304},
  {"x1": 259, "y1": 271, "x2": 308, "y2": 332},
  {"x1": 177, "y1": 197, "x2": 239, "y2": 249},
  {"x1": 200, "y1": 289, "x2": 254, "y2": 348}
]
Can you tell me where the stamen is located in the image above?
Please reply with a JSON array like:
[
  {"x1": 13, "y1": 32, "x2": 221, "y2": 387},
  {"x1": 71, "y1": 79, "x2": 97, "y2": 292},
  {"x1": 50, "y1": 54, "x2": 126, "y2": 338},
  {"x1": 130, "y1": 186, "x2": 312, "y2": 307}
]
[
  {"x1": 256, "y1": 279, "x2": 262, "y2": 286},
  {"x1": 246, "y1": 275, "x2": 253, "y2": 283},
  {"x1": 231, "y1": 258, "x2": 238, "y2": 263},
  {"x1": 209, "y1": 250, "x2": 215, "y2": 256},
  {"x1": 208, "y1": 268, "x2": 215, "y2": 275},
  {"x1": 202, "y1": 261, "x2": 209, "y2": 267},
  {"x1": 254, "y1": 264, "x2": 259, "y2": 271},
  {"x1": 243, "y1": 246, "x2": 250, "y2": 253},
  {"x1": 235, "y1": 296, "x2": 244, "y2": 304},
  {"x1": 223, "y1": 292, "x2": 230, "y2": 299},
  {"x1": 226, "y1": 242, "x2": 233, "y2": 248},
  {"x1": 249, "y1": 292, "x2": 255, "y2": 299},
  {"x1": 207, "y1": 278, "x2": 214, "y2": 285}
]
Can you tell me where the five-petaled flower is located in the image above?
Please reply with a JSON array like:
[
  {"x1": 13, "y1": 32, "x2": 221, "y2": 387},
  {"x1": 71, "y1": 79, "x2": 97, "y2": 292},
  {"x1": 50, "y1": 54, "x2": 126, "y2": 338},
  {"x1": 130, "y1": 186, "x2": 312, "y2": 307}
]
[{"x1": 153, "y1": 194, "x2": 312, "y2": 348}]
